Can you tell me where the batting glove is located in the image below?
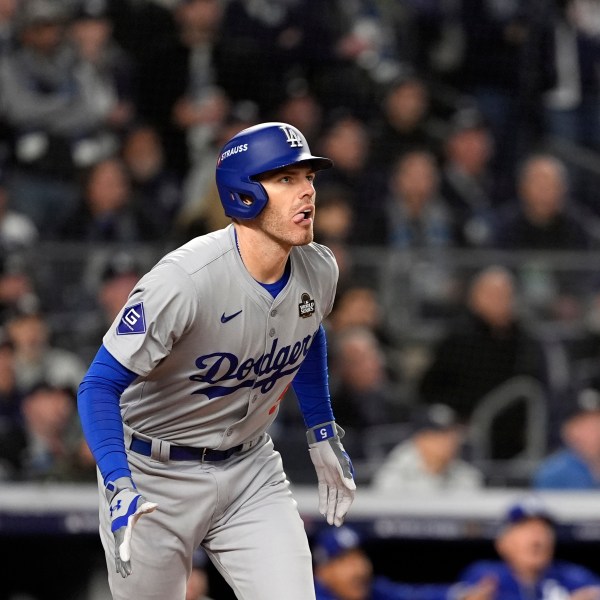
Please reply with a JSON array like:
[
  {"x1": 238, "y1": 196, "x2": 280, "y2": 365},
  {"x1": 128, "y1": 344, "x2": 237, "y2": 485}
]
[
  {"x1": 105, "y1": 477, "x2": 158, "y2": 578},
  {"x1": 307, "y1": 422, "x2": 356, "y2": 527}
]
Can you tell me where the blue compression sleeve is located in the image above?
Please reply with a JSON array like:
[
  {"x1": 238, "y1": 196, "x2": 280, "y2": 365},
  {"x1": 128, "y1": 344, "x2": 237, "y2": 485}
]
[
  {"x1": 77, "y1": 345, "x2": 138, "y2": 485},
  {"x1": 292, "y1": 324, "x2": 335, "y2": 428}
]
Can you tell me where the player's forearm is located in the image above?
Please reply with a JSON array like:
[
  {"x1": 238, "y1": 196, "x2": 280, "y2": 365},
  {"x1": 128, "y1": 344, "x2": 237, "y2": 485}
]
[
  {"x1": 292, "y1": 325, "x2": 335, "y2": 427},
  {"x1": 77, "y1": 346, "x2": 138, "y2": 484}
]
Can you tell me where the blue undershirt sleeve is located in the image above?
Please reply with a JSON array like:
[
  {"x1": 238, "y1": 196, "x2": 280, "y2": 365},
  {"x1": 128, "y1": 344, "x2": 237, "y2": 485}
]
[
  {"x1": 292, "y1": 324, "x2": 335, "y2": 428},
  {"x1": 77, "y1": 345, "x2": 138, "y2": 485}
]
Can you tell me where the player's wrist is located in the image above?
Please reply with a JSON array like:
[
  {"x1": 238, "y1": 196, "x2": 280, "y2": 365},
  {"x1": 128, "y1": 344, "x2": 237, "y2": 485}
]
[
  {"x1": 306, "y1": 421, "x2": 342, "y2": 445},
  {"x1": 105, "y1": 477, "x2": 137, "y2": 502}
]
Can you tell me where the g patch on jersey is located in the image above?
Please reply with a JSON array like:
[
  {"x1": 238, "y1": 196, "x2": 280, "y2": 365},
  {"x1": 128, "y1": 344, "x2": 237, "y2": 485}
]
[
  {"x1": 117, "y1": 302, "x2": 146, "y2": 335},
  {"x1": 298, "y1": 293, "x2": 315, "y2": 318}
]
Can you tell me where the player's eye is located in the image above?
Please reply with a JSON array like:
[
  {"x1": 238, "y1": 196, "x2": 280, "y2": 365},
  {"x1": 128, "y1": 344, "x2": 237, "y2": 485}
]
[{"x1": 307, "y1": 174, "x2": 315, "y2": 183}]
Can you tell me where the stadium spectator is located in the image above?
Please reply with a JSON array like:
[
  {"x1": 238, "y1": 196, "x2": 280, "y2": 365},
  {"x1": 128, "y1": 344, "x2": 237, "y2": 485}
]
[
  {"x1": 0, "y1": 0, "x2": 18, "y2": 166},
  {"x1": 313, "y1": 112, "x2": 374, "y2": 225},
  {"x1": 0, "y1": 0, "x2": 17, "y2": 56},
  {"x1": 273, "y1": 85, "x2": 324, "y2": 147},
  {"x1": 371, "y1": 403, "x2": 483, "y2": 493},
  {"x1": 328, "y1": 325, "x2": 405, "y2": 460},
  {"x1": 493, "y1": 154, "x2": 596, "y2": 251},
  {"x1": 68, "y1": 0, "x2": 137, "y2": 134},
  {"x1": 493, "y1": 153, "x2": 598, "y2": 321},
  {"x1": 439, "y1": 108, "x2": 497, "y2": 248},
  {"x1": 311, "y1": 185, "x2": 356, "y2": 287},
  {"x1": 72, "y1": 250, "x2": 144, "y2": 363},
  {"x1": 136, "y1": 0, "x2": 229, "y2": 177},
  {"x1": 60, "y1": 156, "x2": 159, "y2": 242},
  {"x1": 0, "y1": 169, "x2": 38, "y2": 252},
  {"x1": 533, "y1": 387, "x2": 600, "y2": 490},
  {"x1": 121, "y1": 123, "x2": 183, "y2": 234},
  {"x1": 454, "y1": 0, "x2": 555, "y2": 197},
  {"x1": 326, "y1": 284, "x2": 399, "y2": 370},
  {"x1": 418, "y1": 266, "x2": 546, "y2": 460},
  {"x1": 0, "y1": 333, "x2": 21, "y2": 426},
  {"x1": 451, "y1": 497, "x2": 600, "y2": 599},
  {"x1": 5, "y1": 296, "x2": 87, "y2": 394},
  {"x1": 543, "y1": 0, "x2": 600, "y2": 152},
  {"x1": 217, "y1": 0, "x2": 379, "y2": 119},
  {"x1": 0, "y1": 0, "x2": 121, "y2": 234},
  {"x1": 365, "y1": 149, "x2": 454, "y2": 249},
  {"x1": 0, "y1": 253, "x2": 39, "y2": 326},
  {"x1": 312, "y1": 525, "x2": 455, "y2": 600},
  {"x1": 171, "y1": 108, "x2": 256, "y2": 242},
  {"x1": 367, "y1": 75, "x2": 444, "y2": 180},
  {"x1": 0, "y1": 381, "x2": 87, "y2": 481}
]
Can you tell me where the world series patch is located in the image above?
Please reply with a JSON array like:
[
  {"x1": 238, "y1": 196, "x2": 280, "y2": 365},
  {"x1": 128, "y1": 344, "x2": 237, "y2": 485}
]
[
  {"x1": 298, "y1": 293, "x2": 315, "y2": 318},
  {"x1": 117, "y1": 302, "x2": 146, "y2": 335}
]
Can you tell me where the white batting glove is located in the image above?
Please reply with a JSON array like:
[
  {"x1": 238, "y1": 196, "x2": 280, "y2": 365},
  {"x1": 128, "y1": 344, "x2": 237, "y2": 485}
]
[
  {"x1": 307, "y1": 422, "x2": 356, "y2": 527},
  {"x1": 105, "y1": 477, "x2": 158, "y2": 578}
]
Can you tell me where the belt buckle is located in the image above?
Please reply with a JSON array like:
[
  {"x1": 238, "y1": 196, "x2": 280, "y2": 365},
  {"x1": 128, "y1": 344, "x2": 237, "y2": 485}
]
[{"x1": 201, "y1": 447, "x2": 208, "y2": 463}]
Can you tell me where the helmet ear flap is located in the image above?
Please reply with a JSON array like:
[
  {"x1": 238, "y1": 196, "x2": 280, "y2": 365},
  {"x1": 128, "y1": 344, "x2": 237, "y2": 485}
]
[{"x1": 220, "y1": 179, "x2": 268, "y2": 219}]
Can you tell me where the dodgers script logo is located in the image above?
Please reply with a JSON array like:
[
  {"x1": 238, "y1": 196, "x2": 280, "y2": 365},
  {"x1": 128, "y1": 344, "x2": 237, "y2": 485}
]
[
  {"x1": 190, "y1": 333, "x2": 316, "y2": 399},
  {"x1": 280, "y1": 125, "x2": 303, "y2": 148}
]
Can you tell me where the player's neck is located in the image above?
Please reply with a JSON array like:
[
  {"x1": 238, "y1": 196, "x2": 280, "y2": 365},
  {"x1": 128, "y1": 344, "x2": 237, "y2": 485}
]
[{"x1": 234, "y1": 225, "x2": 290, "y2": 284}]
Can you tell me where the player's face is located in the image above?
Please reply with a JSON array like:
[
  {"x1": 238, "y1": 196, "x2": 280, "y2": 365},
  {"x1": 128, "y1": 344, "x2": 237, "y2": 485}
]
[
  {"x1": 254, "y1": 166, "x2": 317, "y2": 247},
  {"x1": 496, "y1": 518, "x2": 555, "y2": 576}
]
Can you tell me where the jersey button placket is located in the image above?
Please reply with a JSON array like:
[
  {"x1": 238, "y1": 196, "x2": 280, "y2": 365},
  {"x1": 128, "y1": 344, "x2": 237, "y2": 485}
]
[{"x1": 269, "y1": 328, "x2": 275, "y2": 337}]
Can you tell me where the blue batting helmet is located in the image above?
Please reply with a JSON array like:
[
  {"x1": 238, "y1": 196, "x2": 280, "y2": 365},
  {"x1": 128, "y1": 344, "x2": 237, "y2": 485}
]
[{"x1": 215, "y1": 122, "x2": 333, "y2": 219}]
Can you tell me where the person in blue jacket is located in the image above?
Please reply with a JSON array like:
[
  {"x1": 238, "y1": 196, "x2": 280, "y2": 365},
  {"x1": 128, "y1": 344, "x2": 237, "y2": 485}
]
[
  {"x1": 452, "y1": 497, "x2": 600, "y2": 600},
  {"x1": 533, "y1": 388, "x2": 600, "y2": 490},
  {"x1": 312, "y1": 525, "x2": 453, "y2": 600}
]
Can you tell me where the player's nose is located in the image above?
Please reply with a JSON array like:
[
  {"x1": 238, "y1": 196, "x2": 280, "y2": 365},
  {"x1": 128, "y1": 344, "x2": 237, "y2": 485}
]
[{"x1": 298, "y1": 179, "x2": 315, "y2": 198}]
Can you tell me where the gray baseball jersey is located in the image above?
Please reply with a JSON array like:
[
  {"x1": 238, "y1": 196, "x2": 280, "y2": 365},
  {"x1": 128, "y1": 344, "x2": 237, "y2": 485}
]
[{"x1": 103, "y1": 224, "x2": 338, "y2": 448}]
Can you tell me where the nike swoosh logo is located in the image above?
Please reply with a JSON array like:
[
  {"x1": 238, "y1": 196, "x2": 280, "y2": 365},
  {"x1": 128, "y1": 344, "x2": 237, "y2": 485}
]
[{"x1": 221, "y1": 309, "x2": 243, "y2": 323}]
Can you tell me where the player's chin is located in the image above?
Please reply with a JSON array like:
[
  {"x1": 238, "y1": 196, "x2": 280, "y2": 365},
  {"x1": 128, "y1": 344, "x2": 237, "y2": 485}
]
[{"x1": 293, "y1": 230, "x2": 314, "y2": 246}]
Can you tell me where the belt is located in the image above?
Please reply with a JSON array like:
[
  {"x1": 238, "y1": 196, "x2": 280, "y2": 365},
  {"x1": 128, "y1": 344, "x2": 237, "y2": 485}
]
[{"x1": 130, "y1": 436, "x2": 243, "y2": 462}]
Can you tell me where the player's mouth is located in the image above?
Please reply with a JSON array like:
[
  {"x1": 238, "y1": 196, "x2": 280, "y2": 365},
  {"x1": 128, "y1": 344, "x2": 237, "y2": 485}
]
[{"x1": 292, "y1": 206, "x2": 314, "y2": 226}]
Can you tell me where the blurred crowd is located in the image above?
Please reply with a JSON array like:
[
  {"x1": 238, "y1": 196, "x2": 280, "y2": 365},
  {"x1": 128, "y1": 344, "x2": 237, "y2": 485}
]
[{"x1": 2, "y1": 0, "x2": 600, "y2": 494}]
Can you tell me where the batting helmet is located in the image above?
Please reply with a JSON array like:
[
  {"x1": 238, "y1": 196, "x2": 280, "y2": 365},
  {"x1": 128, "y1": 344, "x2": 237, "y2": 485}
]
[{"x1": 215, "y1": 122, "x2": 333, "y2": 219}]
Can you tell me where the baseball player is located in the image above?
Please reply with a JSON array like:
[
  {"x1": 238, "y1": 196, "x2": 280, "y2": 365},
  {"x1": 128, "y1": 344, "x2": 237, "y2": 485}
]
[{"x1": 77, "y1": 122, "x2": 356, "y2": 600}]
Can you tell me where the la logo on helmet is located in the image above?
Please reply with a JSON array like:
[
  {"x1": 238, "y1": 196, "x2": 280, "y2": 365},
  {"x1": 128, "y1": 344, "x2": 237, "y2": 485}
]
[{"x1": 280, "y1": 126, "x2": 303, "y2": 148}]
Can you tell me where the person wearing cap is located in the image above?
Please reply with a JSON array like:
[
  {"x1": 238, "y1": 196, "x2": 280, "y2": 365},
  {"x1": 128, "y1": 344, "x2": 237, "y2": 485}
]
[
  {"x1": 371, "y1": 403, "x2": 483, "y2": 492},
  {"x1": 439, "y1": 108, "x2": 496, "y2": 248},
  {"x1": 532, "y1": 388, "x2": 600, "y2": 490},
  {"x1": 452, "y1": 497, "x2": 600, "y2": 600},
  {"x1": 312, "y1": 525, "x2": 452, "y2": 600}
]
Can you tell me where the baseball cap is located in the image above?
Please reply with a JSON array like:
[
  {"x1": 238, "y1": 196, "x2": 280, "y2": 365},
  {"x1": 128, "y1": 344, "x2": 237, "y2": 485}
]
[
  {"x1": 101, "y1": 251, "x2": 142, "y2": 283},
  {"x1": 411, "y1": 403, "x2": 461, "y2": 433},
  {"x1": 446, "y1": 108, "x2": 488, "y2": 138},
  {"x1": 563, "y1": 387, "x2": 600, "y2": 422},
  {"x1": 73, "y1": 0, "x2": 108, "y2": 20},
  {"x1": 16, "y1": 0, "x2": 71, "y2": 30},
  {"x1": 501, "y1": 497, "x2": 555, "y2": 530},
  {"x1": 312, "y1": 526, "x2": 362, "y2": 565}
]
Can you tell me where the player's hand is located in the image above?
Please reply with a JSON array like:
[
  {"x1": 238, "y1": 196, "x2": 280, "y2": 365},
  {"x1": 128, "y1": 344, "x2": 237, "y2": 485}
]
[
  {"x1": 307, "y1": 422, "x2": 356, "y2": 527},
  {"x1": 105, "y1": 477, "x2": 158, "y2": 578}
]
